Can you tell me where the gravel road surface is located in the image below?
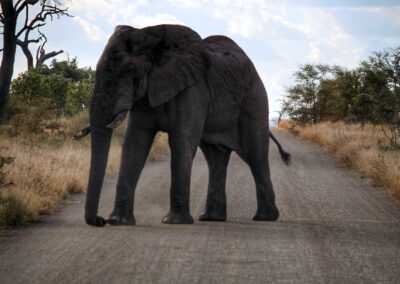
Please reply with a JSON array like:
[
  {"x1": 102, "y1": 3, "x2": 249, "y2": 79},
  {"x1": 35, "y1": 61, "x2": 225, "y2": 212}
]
[{"x1": 1, "y1": 129, "x2": 399, "y2": 283}]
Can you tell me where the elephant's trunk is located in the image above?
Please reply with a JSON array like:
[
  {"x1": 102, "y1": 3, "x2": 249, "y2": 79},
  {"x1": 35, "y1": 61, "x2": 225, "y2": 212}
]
[{"x1": 85, "y1": 126, "x2": 113, "y2": 226}]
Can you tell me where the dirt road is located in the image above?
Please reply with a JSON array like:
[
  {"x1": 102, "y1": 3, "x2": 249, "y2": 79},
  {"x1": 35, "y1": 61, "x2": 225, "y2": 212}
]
[{"x1": 1, "y1": 129, "x2": 399, "y2": 283}]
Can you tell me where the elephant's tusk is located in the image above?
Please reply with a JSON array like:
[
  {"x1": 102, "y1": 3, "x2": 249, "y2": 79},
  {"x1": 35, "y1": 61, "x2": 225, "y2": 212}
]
[
  {"x1": 72, "y1": 125, "x2": 91, "y2": 140},
  {"x1": 106, "y1": 111, "x2": 128, "y2": 129}
]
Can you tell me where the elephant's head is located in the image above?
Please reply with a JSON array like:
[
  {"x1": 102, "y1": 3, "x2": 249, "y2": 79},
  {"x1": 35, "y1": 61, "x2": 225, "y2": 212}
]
[{"x1": 84, "y1": 24, "x2": 209, "y2": 226}]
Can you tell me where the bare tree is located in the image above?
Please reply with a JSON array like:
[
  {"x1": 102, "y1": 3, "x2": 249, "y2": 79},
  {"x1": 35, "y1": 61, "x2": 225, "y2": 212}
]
[
  {"x1": 276, "y1": 98, "x2": 290, "y2": 125},
  {"x1": 0, "y1": 0, "x2": 70, "y2": 120}
]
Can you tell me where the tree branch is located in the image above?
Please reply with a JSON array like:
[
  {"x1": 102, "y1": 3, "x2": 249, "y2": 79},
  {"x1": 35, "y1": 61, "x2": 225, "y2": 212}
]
[
  {"x1": 16, "y1": 38, "x2": 34, "y2": 69},
  {"x1": 16, "y1": 2, "x2": 70, "y2": 39},
  {"x1": 15, "y1": 0, "x2": 40, "y2": 14},
  {"x1": 12, "y1": 1, "x2": 70, "y2": 69},
  {"x1": 36, "y1": 49, "x2": 63, "y2": 67},
  {"x1": 14, "y1": 0, "x2": 25, "y2": 10},
  {"x1": 35, "y1": 29, "x2": 47, "y2": 63},
  {"x1": 15, "y1": 4, "x2": 29, "y2": 38},
  {"x1": 30, "y1": 22, "x2": 46, "y2": 30},
  {"x1": 35, "y1": 30, "x2": 63, "y2": 67},
  {"x1": 15, "y1": 1, "x2": 27, "y2": 14}
]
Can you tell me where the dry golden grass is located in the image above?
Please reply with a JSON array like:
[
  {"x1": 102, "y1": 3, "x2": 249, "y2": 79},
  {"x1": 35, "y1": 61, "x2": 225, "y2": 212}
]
[
  {"x1": 0, "y1": 122, "x2": 169, "y2": 228},
  {"x1": 279, "y1": 120, "x2": 400, "y2": 199},
  {"x1": 0, "y1": 139, "x2": 119, "y2": 222}
]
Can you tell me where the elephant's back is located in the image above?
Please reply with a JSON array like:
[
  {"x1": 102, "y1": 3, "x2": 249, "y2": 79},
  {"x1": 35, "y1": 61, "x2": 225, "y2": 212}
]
[
  {"x1": 203, "y1": 36, "x2": 251, "y2": 67},
  {"x1": 203, "y1": 35, "x2": 263, "y2": 132},
  {"x1": 203, "y1": 35, "x2": 258, "y2": 95},
  {"x1": 204, "y1": 35, "x2": 245, "y2": 53}
]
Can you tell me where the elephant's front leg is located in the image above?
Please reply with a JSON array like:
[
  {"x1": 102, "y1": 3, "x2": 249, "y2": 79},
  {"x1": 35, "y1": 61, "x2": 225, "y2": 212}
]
[
  {"x1": 106, "y1": 122, "x2": 156, "y2": 226},
  {"x1": 162, "y1": 133, "x2": 199, "y2": 224}
]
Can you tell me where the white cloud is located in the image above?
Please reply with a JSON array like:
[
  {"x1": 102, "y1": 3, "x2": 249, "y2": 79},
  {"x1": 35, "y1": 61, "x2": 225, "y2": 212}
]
[
  {"x1": 167, "y1": 0, "x2": 357, "y2": 66},
  {"x1": 167, "y1": 0, "x2": 201, "y2": 8},
  {"x1": 73, "y1": 16, "x2": 107, "y2": 42},
  {"x1": 69, "y1": 0, "x2": 183, "y2": 31},
  {"x1": 69, "y1": 0, "x2": 183, "y2": 45},
  {"x1": 129, "y1": 13, "x2": 183, "y2": 28},
  {"x1": 69, "y1": 0, "x2": 113, "y2": 20},
  {"x1": 349, "y1": 6, "x2": 400, "y2": 27},
  {"x1": 351, "y1": 47, "x2": 366, "y2": 62},
  {"x1": 168, "y1": 0, "x2": 269, "y2": 38},
  {"x1": 307, "y1": 41, "x2": 322, "y2": 61},
  {"x1": 69, "y1": 0, "x2": 149, "y2": 25}
]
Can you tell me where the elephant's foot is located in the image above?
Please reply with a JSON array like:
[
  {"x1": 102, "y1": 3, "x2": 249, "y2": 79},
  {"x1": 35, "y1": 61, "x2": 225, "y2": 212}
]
[
  {"x1": 162, "y1": 210, "x2": 194, "y2": 224},
  {"x1": 252, "y1": 207, "x2": 279, "y2": 221},
  {"x1": 85, "y1": 214, "x2": 107, "y2": 227},
  {"x1": 105, "y1": 212, "x2": 136, "y2": 226},
  {"x1": 199, "y1": 206, "x2": 226, "y2": 222}
]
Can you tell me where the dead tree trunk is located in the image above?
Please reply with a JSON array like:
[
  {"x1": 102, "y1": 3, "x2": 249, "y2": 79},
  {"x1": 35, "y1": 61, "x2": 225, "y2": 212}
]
[
  {"x1": 0, "y1": 0, "x2": 18, "y2": 120},
  {"x1": 0, "y1": 0, "x2": 70, "y2": 120}
]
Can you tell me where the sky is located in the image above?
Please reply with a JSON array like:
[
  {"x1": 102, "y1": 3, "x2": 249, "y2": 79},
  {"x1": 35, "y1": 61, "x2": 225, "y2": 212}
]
[{"x1": 8, "y1": 0, "x2": 400, "y2": 117}]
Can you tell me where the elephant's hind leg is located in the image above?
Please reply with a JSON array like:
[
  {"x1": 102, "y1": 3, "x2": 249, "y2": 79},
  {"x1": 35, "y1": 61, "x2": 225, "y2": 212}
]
[
  {"x1": 106, "y1": 122, "x2": 156, "y2": 226},
  {"x1": 199, "y1": 142, "x2": 231, "y2": 221},
  {"x1": 237, "y1": 120, "x2": 279, "y2": 221}
]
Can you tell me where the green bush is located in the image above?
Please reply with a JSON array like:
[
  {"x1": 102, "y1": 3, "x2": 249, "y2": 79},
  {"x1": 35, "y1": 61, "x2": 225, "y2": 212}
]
[
  {"x1": 64, "y1": 79, "x2": 93, "y2": 115},
  {"x1": 7, "y1": 100, "x2": 55, "y2": 137},
  {"x1": 7, "y1": 58, "x2": 94, "y2": 122},
  {"x1": 0, "y1": 155, "x2": 27, "y2": 229},
  {"x1": 3, "y1": 57, "x2": 96, "y2": 139},
  {"x1": 0, "y1": 191, "x2": 28, "y2": 229}
]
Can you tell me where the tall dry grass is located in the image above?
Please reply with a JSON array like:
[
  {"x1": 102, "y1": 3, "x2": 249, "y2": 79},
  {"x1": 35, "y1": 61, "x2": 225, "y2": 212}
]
[
  {"x1": 279, "y1": 121, "x2": 400, "y2": 199},
  {"x1": 0, "y1": 115, "x2": 169, "y2": 228}
]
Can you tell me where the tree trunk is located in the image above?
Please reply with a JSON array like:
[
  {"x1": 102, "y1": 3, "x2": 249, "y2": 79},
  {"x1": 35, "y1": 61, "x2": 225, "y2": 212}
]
[
  {"x1": 0, "y1": 0, "x2": 17, "y2": 121},
  {"x1": 16, "y1": 39, "x2": 34, "y2": 69}
]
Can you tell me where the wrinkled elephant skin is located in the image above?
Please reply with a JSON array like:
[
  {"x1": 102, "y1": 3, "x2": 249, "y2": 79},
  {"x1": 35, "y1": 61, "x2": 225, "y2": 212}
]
[{"x1": 83, "y1": 24, "x2": 290, "y2": 226}]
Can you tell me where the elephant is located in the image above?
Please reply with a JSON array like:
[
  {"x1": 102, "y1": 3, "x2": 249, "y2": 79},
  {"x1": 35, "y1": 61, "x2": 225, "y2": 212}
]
[{"x1": 74, "y1": 24, "x2": 290, "y2": 227}]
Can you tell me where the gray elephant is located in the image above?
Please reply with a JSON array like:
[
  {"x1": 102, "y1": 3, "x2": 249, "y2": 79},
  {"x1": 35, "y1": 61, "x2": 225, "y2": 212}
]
[{"x1": 74, "y1": 24, "x2": 290, "y2": 227}]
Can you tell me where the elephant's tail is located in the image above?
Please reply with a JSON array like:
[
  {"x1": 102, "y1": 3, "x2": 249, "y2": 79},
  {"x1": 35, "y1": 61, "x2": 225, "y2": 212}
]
[{"x1": 269, "y1": 131, "x2": 291, "y2": 165}]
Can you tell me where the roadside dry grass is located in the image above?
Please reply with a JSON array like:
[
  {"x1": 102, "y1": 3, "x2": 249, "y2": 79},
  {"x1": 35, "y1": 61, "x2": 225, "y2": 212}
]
[
  {"x1": 0, "y1": 114, "x2": 169, "y2": 229},
  {"x1": 279, "y1": 121, "x2": 400, "y2": 200}
]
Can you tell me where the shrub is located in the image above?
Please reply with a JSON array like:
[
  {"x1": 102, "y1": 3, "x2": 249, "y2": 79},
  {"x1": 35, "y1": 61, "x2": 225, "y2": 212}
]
[
  {"x1": 0, "y1": 155, "x2": 28, "y2": 229},
  {"x1": 0, "y1": 191, "x2": 28, "y2": 229}
]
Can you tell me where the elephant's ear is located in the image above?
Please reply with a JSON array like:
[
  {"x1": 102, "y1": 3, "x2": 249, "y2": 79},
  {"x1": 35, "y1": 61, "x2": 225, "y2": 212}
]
[{"x1": 147, "y1": 36, "x2": 209, "y2": 107}]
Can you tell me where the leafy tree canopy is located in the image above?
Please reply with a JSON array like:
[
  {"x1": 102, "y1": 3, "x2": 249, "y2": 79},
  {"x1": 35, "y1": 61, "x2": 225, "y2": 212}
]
[
  {"x1": 8, "y1": 58, "x2": 94, "y2": 118},
  {"x1": 282, "y1": 46, "x2": 400, "y2": 145}
]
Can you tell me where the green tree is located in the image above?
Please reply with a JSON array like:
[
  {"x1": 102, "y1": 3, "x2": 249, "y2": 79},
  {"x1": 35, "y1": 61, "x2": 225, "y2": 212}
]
[
  {"x1": 10, "y1": 66, "x2": 69, "y2": 115},
  {"x1": 0, "y1": 0, "x2": 70, "y2": 120},
  {"x1": 367, "y1": 48, "x2": 400, "y2": 145},
  {"x1": 317, "y1": 78, "x2": 344, "y2": 121},
  {"x1": 64, "y1": 78, "x2": 93, "y2": 114},
  {"x1": 50, "y1": 58, "x2": 95, "y2": 83},
  {"x1": 359, "y1": 50, "x2": 399, "y2": 145},
  {"x1": 332, "y1": 66, "x2": 360, "y2": 118},
  {"x1": 8, "y1": 58, "x2": 94, "y2": 118},
  {"x1": 351, "y1": 92, "x2": 374, "y2": 129},
  {"x1": 285, "y1": 64, "x2": 331, "y2": 124},
  {"x1": 281, "y1": 46, "x2": 400, "y2": 146}
]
